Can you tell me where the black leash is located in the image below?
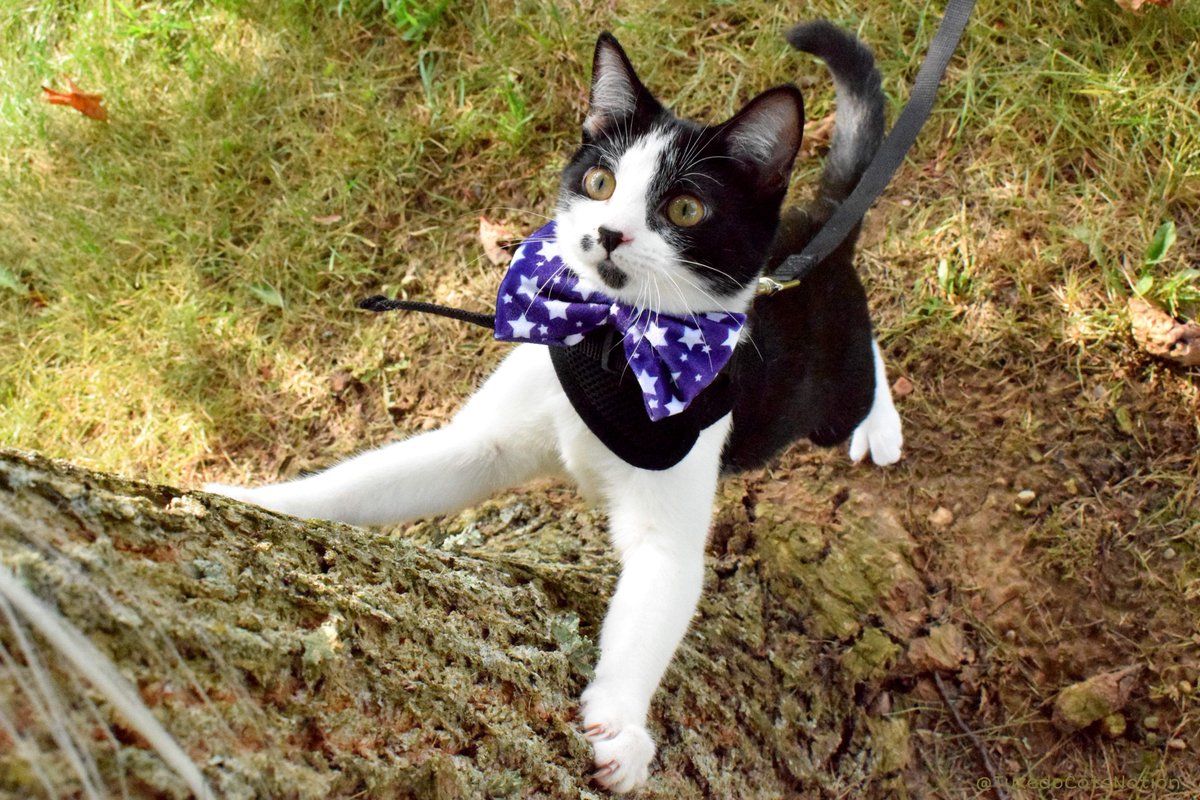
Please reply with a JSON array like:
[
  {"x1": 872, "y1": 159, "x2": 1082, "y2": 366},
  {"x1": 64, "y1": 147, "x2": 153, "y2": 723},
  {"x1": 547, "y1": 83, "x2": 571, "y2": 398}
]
[
  {"x1": 760, "y1": 0, "x2": 977, "y2": 294},
  {"x1": 358, "y1": 295, "x2": 495, "y2": 329}
]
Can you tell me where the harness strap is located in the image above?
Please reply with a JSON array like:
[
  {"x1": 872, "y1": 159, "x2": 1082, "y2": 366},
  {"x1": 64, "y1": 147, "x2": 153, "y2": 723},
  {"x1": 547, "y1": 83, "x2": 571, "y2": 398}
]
[
  {"x1": 549, "y1": 329, "x2": 733, "y2": 471},
  {"x1": 763, "y1": 0, "x2": 977, "y2": 292}
]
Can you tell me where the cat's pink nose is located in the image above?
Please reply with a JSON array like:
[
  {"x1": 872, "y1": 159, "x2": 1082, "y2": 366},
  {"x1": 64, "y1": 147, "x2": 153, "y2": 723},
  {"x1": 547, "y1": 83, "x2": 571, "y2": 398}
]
[{"x1": 597, "y1": 226, "x2": 629, "y2": 253}]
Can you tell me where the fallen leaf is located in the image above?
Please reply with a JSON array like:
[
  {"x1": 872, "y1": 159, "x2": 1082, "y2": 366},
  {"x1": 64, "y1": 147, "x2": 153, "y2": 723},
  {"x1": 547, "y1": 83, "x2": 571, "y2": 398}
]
[
  {"x1": 1052, "y1": 665, "x2": 1142, "y2": 732},
  {"x1": 311, "y1": 214, "x2": 343, "y2": 225},
  {"x1": 248, "y1": 282, "x2": 285, "y2": 309},
  {"x1": 799, "y1": 111, "x2": 836, "y2": 159},
  {"x1": 42, "y1": 79, "x2": 108, "y2": 121},
  {"x1": 906, "y1": 624, "x2": 974, "y2": 673},
  {"x1": 1129, "y1": 296, "x2": 1200, "y2": 367},
  {"x1": 928, "y1": 506, "x2": 954, "y2": 528},
  {"x1": 1113, "y1": 0, "x2": 1171, "y2": 10},
  {"x1": 0, "y1": 265, "x2": 29, "y2": 296},
  {"x1": 479, "y1": 216, "x2": 520, "y2": 266},
  {"x1": 892, "y1": 376, "x2": 914, "y2": 398}
]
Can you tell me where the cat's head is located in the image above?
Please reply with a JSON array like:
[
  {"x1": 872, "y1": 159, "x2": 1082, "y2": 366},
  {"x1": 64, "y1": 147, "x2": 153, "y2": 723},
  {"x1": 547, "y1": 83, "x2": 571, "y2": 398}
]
[{"x1": 555, "y1": 32, "x2": 804, "y2": 317}]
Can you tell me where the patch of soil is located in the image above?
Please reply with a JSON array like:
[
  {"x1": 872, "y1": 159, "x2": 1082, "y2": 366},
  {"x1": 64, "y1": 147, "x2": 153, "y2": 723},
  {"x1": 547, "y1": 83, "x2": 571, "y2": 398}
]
[{"x1": 734, "y1": 346, "x2": 1200, "y2": 796}]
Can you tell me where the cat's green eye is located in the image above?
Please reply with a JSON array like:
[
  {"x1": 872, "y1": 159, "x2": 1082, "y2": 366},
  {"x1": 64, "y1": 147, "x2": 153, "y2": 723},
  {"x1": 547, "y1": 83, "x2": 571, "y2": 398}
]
[
  {"x1": 666, "y1": 194, "x2": 706, "y2": 227},
  {"x1": 583, "y1": 166, "x2": 616, "y2": 201}
]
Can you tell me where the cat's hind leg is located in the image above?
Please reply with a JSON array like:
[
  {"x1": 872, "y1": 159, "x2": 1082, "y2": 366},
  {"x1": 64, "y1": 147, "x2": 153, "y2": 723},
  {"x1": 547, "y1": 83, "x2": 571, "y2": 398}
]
[
  {"x1": 205, "y1": 345, "x2": 562, "y2": 526},
  {"x1": 849, "y1": 339, "x2": 903, "y2": 466}
]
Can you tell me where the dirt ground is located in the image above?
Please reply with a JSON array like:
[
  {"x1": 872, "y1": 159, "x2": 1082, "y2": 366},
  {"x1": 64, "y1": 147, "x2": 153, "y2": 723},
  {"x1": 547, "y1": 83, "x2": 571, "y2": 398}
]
[{"x1": 719, "y1": 317, "x2": 1200, "y2": 796}]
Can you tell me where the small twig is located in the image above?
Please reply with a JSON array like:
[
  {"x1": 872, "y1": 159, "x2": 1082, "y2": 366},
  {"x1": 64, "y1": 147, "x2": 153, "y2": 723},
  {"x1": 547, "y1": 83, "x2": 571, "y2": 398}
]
[{"x1": 933, "y1": 671, "x2": 1010, "y2": 800}]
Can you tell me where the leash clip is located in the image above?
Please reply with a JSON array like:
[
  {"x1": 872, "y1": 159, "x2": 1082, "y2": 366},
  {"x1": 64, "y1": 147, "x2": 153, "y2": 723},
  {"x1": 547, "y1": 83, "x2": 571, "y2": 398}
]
[{"x1": 756, "y1": 275, "x2": 800, "y2": 296}]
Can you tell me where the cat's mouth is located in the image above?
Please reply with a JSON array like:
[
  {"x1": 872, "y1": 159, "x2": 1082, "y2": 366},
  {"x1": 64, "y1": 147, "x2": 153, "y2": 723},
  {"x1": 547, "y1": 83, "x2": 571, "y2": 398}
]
[{"x1": 596, "y1": 259, "x2": 629, "y2": 290}]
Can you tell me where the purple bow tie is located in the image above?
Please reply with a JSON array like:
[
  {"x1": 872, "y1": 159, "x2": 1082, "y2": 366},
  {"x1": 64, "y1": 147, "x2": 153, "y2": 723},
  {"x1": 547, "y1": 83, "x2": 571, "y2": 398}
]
[{"x1": 494, "y1": 221, "x2": 745, "y2": 422}]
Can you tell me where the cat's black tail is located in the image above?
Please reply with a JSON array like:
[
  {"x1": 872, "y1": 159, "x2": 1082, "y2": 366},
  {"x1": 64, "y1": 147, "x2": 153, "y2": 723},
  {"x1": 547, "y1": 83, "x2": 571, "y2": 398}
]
[
  {"x1": 786, "y1": 20, "x2": 885, "y2": 208},
  {"x1": 720, "y1": 22, "x2": 884, "y2": 474}
]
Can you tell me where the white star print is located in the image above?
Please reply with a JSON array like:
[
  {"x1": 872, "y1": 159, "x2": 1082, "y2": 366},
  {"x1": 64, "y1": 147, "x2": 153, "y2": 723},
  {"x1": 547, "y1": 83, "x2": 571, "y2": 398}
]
[
  {"x1": 517, "y1": 274, "x2": 541, "y2": 300},
  {"x1": 635, "y1": 368, "x2": 658, "y2": 395},
  {"x1": 644, "y1": 322, "x2": 668, "y2": 348},
  {"x1": 508, "y1": 314, "x2": 535, "y2": 338},
  {"x1": 564, "y1": 333, "x2": 584, "y2": 345},
  {"x1": 537, "y1": 240, "x2": 560, "y2": 261},
  {"x1": 722, "y1": 328, "x2": 741, "y2": 348},
  {"x1": 678, "y1": 326, "x2": 705, "y2": 349},
  {"x1": 544, "y1": 299, "x2": 571, "y2": 320},
  {"x1": 503, "y1": 293, "x2": 513, "y2": 304},
  {"x1": 665, "y1": 397, "x2": 687, "y2": 415},
  {"x1": 538, "y1": 324, "x2": 549, "y2": 335}
]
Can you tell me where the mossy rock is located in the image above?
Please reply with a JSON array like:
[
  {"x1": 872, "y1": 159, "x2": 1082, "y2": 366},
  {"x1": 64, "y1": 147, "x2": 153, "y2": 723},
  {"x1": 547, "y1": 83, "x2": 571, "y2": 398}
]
[{"x1": 0, "y1": 450, "x2": 923, "y2": 798}]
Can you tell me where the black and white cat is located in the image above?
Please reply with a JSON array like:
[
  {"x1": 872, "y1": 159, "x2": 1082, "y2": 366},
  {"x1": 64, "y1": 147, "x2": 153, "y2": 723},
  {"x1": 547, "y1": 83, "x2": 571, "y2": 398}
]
[{"x1": 208, "y1": 20, "x2": 902, "y2": 793}]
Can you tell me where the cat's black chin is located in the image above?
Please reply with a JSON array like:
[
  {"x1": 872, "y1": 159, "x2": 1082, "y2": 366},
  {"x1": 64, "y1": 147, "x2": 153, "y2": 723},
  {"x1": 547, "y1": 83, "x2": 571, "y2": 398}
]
[{"x1": 597, "y1": 259, "x2": 629, "y2": 290}]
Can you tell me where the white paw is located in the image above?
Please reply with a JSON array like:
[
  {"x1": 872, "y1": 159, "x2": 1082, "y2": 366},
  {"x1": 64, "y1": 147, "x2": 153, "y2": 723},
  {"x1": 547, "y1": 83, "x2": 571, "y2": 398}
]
[
  {"x1": 849, "y1": 400, "x2": 903, "y2": 466},
  {"x1": 580, "y1": 688, "x2": 655, "y2": 793},
  {"x1": 590, "y1": 725, "x2": 654, "y2": 793},
  {"x1": 203, "y1": 482, "x2": 271, "y2": 508},
  {"x1": 850, "y1": 340, "x2": 904, "y2": 467}
]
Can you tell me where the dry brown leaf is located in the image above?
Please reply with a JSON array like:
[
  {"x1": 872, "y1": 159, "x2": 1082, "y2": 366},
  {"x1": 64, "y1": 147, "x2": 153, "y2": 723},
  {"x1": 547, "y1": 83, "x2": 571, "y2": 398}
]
[
  {"x1": 42, "y1": 79, "x2": 107, "y2": 121},
  {"x1": 907, "y1": 624, "x2": 974, "y2": 673},
  {"x1": 1129, "y1": 296, "x2": 1200, "y2": 367},
  {"x1": 479, "y1": 216, "x2": 520, "y2": 266},
  {"x1": 892, "y1": 376, "x2": 915, "y2": 398},
  {"x1": 1052, "y1": 665, "x2": 1142, "y2": 732},
  {"x1": 799, "y1": 111, "x2": 836, "y2": 159},
  {"x1": 1113, "y1": 0, "x2": 1172, "y2": 11}
]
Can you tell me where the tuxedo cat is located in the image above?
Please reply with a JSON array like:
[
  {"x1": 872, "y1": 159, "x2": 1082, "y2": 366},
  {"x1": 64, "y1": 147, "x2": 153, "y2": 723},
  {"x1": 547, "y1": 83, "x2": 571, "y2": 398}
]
[{"x1": 208, "y1": 20, "x2": 902, "y2": 793}]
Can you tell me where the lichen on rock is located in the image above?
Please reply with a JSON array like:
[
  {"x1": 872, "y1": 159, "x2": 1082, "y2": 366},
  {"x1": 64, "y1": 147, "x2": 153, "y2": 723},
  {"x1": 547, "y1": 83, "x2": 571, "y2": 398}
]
[{"x1": 1, "y1": 450, "x2": 924, "y2": 797}]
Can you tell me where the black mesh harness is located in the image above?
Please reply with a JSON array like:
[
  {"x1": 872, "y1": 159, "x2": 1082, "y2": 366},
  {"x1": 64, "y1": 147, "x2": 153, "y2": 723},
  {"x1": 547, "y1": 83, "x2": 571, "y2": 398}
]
[{"x1": 358, "y1": 295, "x2": 732, "y2": 470}]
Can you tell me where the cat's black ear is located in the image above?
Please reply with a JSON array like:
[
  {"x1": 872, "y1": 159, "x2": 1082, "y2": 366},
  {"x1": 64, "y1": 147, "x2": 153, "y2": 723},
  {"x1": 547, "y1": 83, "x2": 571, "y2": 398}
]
[
  {"x1": 584, "y1": 33, "x2": 650, "y2": 137},
  {"x1": 719, "y1": 85, "x2": 805, "y2": 193}
]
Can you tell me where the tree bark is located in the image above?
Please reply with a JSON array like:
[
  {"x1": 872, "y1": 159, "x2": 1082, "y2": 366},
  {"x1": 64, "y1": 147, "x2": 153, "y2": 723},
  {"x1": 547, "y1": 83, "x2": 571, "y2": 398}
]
[{"x1": 0, "y1": 449, "x2": 922, "y2": 799}]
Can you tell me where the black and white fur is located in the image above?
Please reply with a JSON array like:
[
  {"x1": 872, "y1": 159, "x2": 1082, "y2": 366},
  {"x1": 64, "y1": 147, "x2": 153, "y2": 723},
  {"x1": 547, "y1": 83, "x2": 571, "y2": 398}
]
[{"x1": 208, "y1": 21, "x2": 902, "y2": 793}]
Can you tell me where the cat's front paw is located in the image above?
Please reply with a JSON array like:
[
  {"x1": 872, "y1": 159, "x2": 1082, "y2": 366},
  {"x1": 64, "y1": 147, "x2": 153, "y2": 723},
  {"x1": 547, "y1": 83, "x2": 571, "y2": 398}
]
[
  {"x1": 581, "y1": 687, "x2": 655, "y2": 793},
  {"x1": 589, "y1": 725, "x2": 654, "y2": 793},
  {"x1": 203, "y1": 482, "x2": 268, "y2": 507}
]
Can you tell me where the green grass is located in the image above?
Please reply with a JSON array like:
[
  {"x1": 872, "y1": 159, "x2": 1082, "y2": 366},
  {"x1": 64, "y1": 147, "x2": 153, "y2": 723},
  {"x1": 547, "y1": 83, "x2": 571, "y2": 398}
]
[
  {"x1": 2, "y1": 0, "x2": 1196, "y2": 481},
  {"x1": 2, "y1": 0, "x2": 1199, "y2": 794}
]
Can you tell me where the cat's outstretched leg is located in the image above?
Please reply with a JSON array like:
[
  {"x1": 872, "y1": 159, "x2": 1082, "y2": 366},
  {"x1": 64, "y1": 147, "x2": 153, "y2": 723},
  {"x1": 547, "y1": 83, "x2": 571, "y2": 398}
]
[
  {"x1": 849, "y1": 339, "x2": 903, "y2": 466},
  {"x1": 205, "y1": 346, "x2": 562, "y2": 526},
  {"x1": 578, "y1": 419, "x2": 728, "y2": 793}
]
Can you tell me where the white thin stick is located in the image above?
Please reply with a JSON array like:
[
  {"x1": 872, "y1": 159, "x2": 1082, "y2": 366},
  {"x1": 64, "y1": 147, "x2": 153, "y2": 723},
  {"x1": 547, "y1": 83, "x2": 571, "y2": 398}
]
[
  {"x1": 0, "y1": 595, "x2": 104, "y2": 800},
  {"x1": 0, "y1": 659, "x2": 58, "y2": 798},
  {"x1": 0, "y1": 566, "x2": 214, "y2": 800}
]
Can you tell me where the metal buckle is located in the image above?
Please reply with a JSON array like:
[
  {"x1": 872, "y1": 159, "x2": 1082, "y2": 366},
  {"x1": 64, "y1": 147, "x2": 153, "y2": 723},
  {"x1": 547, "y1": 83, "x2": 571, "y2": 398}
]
[{"x1": 756, "y1": 275, "x2": 800, "y2": 296}]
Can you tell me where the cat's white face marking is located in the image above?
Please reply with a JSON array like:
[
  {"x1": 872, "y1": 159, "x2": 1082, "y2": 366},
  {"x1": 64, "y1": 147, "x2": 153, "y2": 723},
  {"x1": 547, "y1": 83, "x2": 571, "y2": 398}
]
[{"x1": 557, "y1": 130, "x2": 753, "y2": 318}]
